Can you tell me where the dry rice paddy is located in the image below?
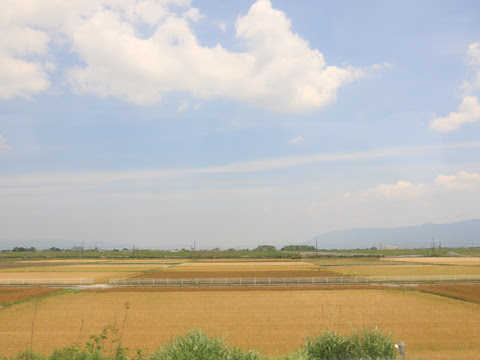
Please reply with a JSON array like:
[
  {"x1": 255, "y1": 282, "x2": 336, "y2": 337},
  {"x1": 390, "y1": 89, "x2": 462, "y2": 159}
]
[
  {"x1": 133, "y1": 261, "x2": 339, "y2": 278},
  {"x1": 0, "y1": 288, "x2": 478, "y2": 359},
  {"x1": 330, "y1": 264, "x2": 480, "y2": 276},
  {"x1": 414, "y1": 283, "x2": 480, "y2": 304},
  {"x1": 386, "y1": 256, "x2": 480, "y2": 266},
  {"x1": 1, "y1": 258, "x2": 480, "y2": 359},
  {"x1": 0, "y1": 262, "x2": 176, "y2": 283},
  {"x1": 0, "y1": 287, "x2": 60, "y2": 305}
]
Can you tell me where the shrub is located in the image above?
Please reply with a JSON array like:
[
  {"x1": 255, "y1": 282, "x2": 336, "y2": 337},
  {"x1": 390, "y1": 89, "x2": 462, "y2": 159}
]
[
  {"x1": 150, "y1": 329, "x2": 264, "y2": 360},
  {"x1": 304, "y1": 327, "x2": 397, "y2": 360}
]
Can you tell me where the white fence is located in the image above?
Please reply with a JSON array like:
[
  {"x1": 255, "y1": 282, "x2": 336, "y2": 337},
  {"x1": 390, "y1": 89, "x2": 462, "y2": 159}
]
[
  {"x1": 0, "y1": 278, "x2": 94, "y2": 286},
  {"x1": 110, "y1": 274, "x2": 480, "y2": 286}
]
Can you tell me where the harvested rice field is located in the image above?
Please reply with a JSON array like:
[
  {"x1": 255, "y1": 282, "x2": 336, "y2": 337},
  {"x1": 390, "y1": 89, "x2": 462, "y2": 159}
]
[
  {"x1": 0, "y1": 288, "x2": 478, "y2": 359},
  {"x1": 414, "y1": 283, "x2": 480, "y2": 304},
  {"x1": 0, "y1": 287, "x2": 60, "y2": 305},
  {"x1": 0, "y1": 271, "x2": 136, "y2": 284},
  {"x1": 0, "y1": 261, "x2": 180, "y2": 283},
  {"x1": 386, "y1": 256, "x2": 480, "y2": 266},
  {"x1": 330, "y1": 264, "x2": 480, "y2": 276},
  {"x1": 133, "y1": 260, "x2": 339, "y2": 278}
]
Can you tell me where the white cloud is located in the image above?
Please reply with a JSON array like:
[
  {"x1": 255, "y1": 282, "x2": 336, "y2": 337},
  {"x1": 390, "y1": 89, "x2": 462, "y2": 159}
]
[
  {"x1": 218, "y1": 22, "x2": 227, "y2": 32},
  {"x1": 0, "y1": 27, "x2": 50, "y2": 56},
  {"x1": 289, "y1": 135, "x2": 304, "y2": 144},
  {"x1": 178, "y1": 99, "x2": 189, "y2": 112},
  {"x1": 0, "y1": 0, "x2": 98, "y2": 99},
  {"x1": 458, "y1": 42, "x2": 480, "y2": 95},
  {"x1": 0, "y1": 134, "x2": 11, "y2": 150},
  {"x1": 429, "y1": 96, "x2": 480, "y2": 131},
  {"x1": 346, "y1": 180, "x2": 427, "y2": 201},
  {"x1": 368, "y1": 181, "x2": 426, "y2": 199},
  {"x1": 0, "y1": 0, "x2": 369, "y2": 111},
  {"x1": 0, "y1": 26, "x2": 51, "y2": 99},
  {"x1": 183, "y1": 7, "x2": 204, "y2": 22},
  {"x1": 467, "y1": 42, "x2": 480, "y2": 66},
  {"x1": 343, "y1": 171, "x2": 480, "y2": 203},
  {"x1": 64, "y1": 0, "x2": 365, "y2": 112},
  {"x1": 0, "y1": 56, "x2": 50, "y2": 99},
  {"x1": 435, "y1": 171, "x2": 480, "y2": 190}
]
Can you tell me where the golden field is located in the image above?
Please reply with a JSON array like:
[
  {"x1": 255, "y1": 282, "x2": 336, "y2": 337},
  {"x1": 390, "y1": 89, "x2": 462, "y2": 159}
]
[
  {"x1": 329, "y1": 264, "x2": 480, "y2": 276},
  {"x1": 0, "y1": 271, "x2": 134, "y2": 284},
  {"x1": 385, "y1": 256, "x2": 480, "y2": 266},
  {"x1": 133, "y1": 260, "x2": 339, "y2": 278},
  {"x1": 0, "y1": 261, "x2": 177, "y2": 284},
  {"x1": 0, "y1": 288, "x2": 479, "y2": 359}
]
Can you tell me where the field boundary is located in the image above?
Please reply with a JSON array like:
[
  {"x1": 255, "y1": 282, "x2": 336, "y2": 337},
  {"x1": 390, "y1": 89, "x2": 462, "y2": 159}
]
[
  {"x1": 0, "y1": 278, "x2": 94, "y2": 286},
  {"x1": 109, "y1": 274, "x2": 480, "y2": 286}
]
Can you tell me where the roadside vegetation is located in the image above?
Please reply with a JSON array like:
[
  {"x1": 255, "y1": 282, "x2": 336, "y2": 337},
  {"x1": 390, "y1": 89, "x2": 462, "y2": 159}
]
[{"x1": 4, "y1": 327, "x2": 399, "y2": 360}]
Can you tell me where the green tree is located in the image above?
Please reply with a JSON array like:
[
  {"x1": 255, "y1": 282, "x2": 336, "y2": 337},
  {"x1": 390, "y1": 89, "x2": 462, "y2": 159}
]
[{"x1": 253, "y1": 245, "x2": 277, "y2": 252}]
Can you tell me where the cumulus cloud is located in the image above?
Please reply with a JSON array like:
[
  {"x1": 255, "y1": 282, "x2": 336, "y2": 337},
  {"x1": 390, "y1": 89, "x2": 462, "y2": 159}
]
[
  {"x1": 347, "y1": 180, "x2": 426, "y2": 201},
  {"x1": 431, "y1": 42, "x2": 480, "y2": 131},
  {"x1": 435, "y1": 171, "x2": 480, "y2": 190},
  {"x1": 467, "y1": 42, "x2": 480, "y2": 66},
  {"x1": 1, "y1": 0, "x2": 369, "y2": 111},
  {"x1": 289, "y1": 136, "x2": 304, "y2": 144},
  {"x1": 429, "y1": 96, "x2": 480, "y2": 131},
  {"x1": 65, "y1": 0, "x2": 365, "y2": 112},
  {"x1": 0, "y1": 134, "x2": 11, "y2": 150},
  {"x1": 344, "y1": 171, "x2": 480, "y2": 203},
  {"x1": 0, "y1": 56, "x2": 50, "y2": 99},
  {"x1": 0, "y1": 26, "x2": 51, "y2": 99}
]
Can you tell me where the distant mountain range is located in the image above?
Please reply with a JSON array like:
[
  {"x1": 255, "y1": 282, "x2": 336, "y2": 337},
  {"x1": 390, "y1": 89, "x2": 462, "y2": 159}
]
[{"x1": 308, "y1": 219, "x2": 480, "y2": 249}]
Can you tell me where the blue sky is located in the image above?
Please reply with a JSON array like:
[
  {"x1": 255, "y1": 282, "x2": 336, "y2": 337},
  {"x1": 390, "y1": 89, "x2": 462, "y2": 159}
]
[{"x1": 1, "y1": 0, "x2": 480, "y2": 250}]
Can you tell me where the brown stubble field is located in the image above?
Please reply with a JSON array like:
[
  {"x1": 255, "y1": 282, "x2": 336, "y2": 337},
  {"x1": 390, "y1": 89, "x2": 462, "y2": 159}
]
[
  {"x1": 0, "y1": 287, "x2": 61, "y2": 306},
  {"x1": 132, "y1": 261, "x2": 340, "y2": 278},
  {"x1": 0, "y1": 258, "x2": 480, "y2": 359},
  {"x1": 0, "y1": 287, "x2": 479, "y2": 359}
]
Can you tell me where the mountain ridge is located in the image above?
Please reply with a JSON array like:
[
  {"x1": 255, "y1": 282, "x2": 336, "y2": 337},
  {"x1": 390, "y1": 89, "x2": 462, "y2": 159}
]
[{"x1": 308, "y1": 219, "x2": 480, "y2": 249}]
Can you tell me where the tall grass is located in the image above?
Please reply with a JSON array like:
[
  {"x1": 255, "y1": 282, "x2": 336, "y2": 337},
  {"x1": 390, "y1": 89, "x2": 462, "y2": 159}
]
[
  {"x1": 303, "y1": 327, "x2": 397, "y2": 360},
  {"x1": 4, "y1": 327, "x2": 398, "y2": 360}
]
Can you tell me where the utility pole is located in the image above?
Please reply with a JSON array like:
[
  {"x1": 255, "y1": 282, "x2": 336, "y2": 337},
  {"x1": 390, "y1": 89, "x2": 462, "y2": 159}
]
[
  {"x1": 315, "y1": 240, "x2": 318, "y2": 258},
  {"x1": 432, "y1": 236, "x2": 435, "y2": 256}
]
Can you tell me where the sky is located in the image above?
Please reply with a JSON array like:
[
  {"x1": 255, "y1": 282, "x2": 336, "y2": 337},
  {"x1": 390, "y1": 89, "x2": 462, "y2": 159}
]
[{"x1": 1, "y1": 0, "x2": 480, "y2": 250}]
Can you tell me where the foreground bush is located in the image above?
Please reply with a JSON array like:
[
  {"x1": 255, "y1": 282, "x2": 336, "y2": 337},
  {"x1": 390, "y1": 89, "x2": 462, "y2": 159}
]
[
  {"x1": 5, "y1": 327, "x2": 397, "y2": 360},
  {"x1": 150, "y1": 329, "x2": 263, "y2": 360},
  {"x1": 304, "y1": 327, "x2": 397, "y2": 360}
]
